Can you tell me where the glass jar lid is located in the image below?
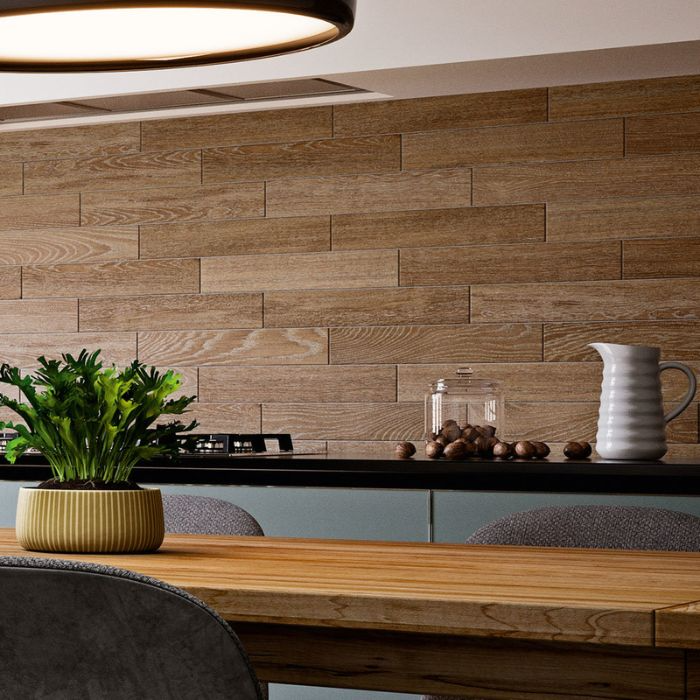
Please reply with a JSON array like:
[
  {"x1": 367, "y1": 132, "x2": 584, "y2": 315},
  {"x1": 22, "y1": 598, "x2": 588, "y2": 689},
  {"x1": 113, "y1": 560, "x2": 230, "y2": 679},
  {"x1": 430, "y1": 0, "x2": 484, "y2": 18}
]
[{"x1": 429, "y1": 368, "x2": 502, "y2": 396}]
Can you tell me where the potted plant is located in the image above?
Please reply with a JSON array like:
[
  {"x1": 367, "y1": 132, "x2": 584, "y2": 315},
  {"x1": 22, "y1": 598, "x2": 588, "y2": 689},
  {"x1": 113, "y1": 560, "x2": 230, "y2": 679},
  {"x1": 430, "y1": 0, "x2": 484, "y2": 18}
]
[{"x1": 0, "y1": 350, "x2": 197, "y2": 553}]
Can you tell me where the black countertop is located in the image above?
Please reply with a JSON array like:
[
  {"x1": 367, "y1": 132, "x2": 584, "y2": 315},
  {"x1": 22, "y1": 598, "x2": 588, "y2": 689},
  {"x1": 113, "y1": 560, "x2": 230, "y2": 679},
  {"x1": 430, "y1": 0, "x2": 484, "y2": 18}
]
[{"x1": 2, "y1": 453, "x2": 700, "y2": 495}]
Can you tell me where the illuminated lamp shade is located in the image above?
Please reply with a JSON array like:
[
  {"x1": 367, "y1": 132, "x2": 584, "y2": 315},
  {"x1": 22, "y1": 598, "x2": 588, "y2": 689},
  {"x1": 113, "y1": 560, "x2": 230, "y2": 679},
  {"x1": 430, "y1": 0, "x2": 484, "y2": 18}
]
[{"x1": 0, "y1": 0, "x2": 355, "y2": 71}]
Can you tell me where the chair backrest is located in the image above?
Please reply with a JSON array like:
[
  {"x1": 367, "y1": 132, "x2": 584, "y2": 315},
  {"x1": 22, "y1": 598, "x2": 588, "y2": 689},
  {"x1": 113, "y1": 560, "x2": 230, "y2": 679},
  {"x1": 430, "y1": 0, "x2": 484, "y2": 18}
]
[
  {"x1": 466, "y1": 505, "x2": 700, "y2": 551},
  {"x1": 0, "y1": 556, "x2": 263, "y2": 700},
  {"x1": 163, "y1": 494, "x2": 264, "y2": 537}
]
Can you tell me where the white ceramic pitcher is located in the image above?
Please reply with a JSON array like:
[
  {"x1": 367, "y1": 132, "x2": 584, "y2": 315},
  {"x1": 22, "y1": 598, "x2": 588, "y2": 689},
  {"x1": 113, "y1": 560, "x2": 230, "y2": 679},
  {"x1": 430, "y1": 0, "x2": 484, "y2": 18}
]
[{"x1": 590, "y1": 343, "x2": 697, "y2": 460}]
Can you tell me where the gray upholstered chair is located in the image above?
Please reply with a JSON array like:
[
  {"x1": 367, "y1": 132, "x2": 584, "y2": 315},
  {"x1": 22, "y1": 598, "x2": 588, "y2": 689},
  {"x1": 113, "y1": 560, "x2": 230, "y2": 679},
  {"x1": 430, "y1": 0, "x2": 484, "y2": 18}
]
[
  {"x1": 423, "y1": 505, "x2": 700, "y2": 700},
  {"x1": 0, "y1": 555, "x2": 263, "y2": 699},
  {"x1": 162, "y1": 494, "x2": 264, "y2": 537}
]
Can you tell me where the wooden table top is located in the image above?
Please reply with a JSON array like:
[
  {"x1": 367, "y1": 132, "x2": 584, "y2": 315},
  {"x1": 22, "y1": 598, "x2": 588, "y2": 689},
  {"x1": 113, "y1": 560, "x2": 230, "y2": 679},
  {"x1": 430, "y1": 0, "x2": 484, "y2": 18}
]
[{"x1": 1, "y1": 529, "x2": 700, "y2": 649}]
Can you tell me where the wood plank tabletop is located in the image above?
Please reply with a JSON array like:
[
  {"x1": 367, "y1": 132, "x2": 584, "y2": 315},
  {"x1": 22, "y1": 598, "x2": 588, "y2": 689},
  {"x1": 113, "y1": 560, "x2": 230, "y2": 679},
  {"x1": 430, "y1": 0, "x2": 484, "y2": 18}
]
[{"x1": 2, "y1": 529, "x2": 700, "y2": 648}]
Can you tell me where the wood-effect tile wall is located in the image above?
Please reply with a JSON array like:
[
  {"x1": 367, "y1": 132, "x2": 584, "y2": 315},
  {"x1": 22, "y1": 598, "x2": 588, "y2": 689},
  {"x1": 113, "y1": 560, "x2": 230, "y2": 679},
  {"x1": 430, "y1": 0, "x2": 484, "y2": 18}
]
[{"x1": 0, "y1": 74, "x2": 699, "y2": 454}]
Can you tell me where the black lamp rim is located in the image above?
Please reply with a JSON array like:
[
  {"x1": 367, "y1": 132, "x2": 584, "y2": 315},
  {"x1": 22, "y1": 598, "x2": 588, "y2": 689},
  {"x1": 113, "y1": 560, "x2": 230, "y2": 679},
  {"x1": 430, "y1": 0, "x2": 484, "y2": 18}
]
[{"x1": 0, "y1": 0, "x2": 356, "y2": 72}]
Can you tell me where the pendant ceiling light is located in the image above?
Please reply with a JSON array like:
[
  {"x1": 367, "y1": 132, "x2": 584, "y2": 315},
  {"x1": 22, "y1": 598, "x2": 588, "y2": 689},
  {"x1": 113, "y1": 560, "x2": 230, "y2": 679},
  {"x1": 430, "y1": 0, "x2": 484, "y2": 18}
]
[{"x1": 0, "y1": 0, "x2": 355, "y2": 71}]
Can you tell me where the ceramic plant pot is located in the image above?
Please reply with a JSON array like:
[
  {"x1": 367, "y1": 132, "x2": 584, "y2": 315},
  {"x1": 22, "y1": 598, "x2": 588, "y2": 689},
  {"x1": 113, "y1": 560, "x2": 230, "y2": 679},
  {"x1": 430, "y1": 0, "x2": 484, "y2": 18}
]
[{"x1": 15, "y1": 486, "x2": 164, "y2": 553}]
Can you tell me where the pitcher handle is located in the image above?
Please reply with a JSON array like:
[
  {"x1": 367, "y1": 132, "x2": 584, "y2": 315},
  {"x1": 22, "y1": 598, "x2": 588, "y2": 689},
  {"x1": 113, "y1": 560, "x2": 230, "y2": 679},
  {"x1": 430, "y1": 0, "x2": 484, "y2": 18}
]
[{"x1": 660, "y1": 361, "x2": 697, "y2": 423}]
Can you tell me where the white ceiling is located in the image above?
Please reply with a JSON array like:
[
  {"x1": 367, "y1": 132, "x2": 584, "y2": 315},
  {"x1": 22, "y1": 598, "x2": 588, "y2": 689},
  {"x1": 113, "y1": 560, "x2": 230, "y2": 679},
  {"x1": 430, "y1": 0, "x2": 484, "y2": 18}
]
[{"x1": 0, "y1": 0, "x2": 699, "y2": 113}]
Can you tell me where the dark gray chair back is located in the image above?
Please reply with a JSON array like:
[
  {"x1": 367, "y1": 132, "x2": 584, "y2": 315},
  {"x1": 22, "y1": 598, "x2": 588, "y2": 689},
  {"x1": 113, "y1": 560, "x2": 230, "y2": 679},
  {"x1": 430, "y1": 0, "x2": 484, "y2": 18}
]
[
  {"x1": 466, "y1": 505, "x2": 700, "y2": 551},
  {"x1": 163, "y1": 494, "x2": 264, "y2": 537},
  {"x1": 0, "y1": 556, "x2": 263, "y2": 700}
]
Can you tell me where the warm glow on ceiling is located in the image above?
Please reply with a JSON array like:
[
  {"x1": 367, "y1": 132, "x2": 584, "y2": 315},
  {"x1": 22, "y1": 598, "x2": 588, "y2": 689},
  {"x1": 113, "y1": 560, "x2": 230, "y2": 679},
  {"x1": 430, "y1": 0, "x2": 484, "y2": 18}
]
[{"x1": 0, "y1": 5, "x2": 343, "y2": 69}]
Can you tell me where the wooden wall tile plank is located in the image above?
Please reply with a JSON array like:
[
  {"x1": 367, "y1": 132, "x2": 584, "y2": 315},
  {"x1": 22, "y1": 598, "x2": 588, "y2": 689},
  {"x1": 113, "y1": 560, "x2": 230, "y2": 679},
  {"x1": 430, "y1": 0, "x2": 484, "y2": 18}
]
[
  {"x1": 544, "y1": 321, "x2": 700, "y2": 361},
  {"x1": 398, "y1": 363, "x2": 604, "y2": 403},
  {"x1": 330, "y1": 324, "x2": 542, "y2": 364},
  {"x1": 140, "y1": 216, "x2": 330, "y2": 259},
  {"x1": 400, "y1": 241, "x2": 620, "y2": 286},
  {"x1": 0, "y1": 267, "x2": 21, "y2": 299},
  {"x1": 187, "y1": 403, "x2": 261, "y2": 434},
  {"x1": 0, "y1": 163, "x2": 23, "y2": 196},
  {"x1": 623, "y1": 237, "x2": 700, "y2": 279},
  {"x1": 0, "y1": 332, "x2": 136, "y2": 367},
  {"x1": 24, "y1": 149, "x2": 202, "y2": 194},
  {"x1": 549, "y1": 75, "x2": 700, "y2": 121},
  {"x1": 471, "y1": 279, "x2": 700, "y2": 323},
  {"x1": 403, "y1": 119, "x2": 623, "y2": 170},
  {"x1": 138, "y1": 328, "x2": 327, "y2": 366},
  {"x1": 334, "y1": 89, "x2": 547, "y2": 136},
  {"x1": 263, "y1": 403, "x2": 423, "y2": 440},
  {"x1": 203, "y1": 135, "x2": 400, "y2": 183},
  {"x1": 0, "y1": 123, "x2": 141, "y2": 163},
  {"x1": 200, "y1": 366, "x2": 396, "y2": 403},
  {"x1": 626, "y1": 112, "x2": 700, "y2": 157},
  {"x1": 80, "y1": 183, "x2": 264, "y2": 226},
  {"x1": 202, "y1": 250, "x2": 398, "y2": 293},
  {"x1": 23, "y1": 258, "x2": 199, "y2": 299},
  {"x1": 141, "y1": 106, "x2": 332, "y2": 151},
  {"x1": 473, "y1": 154, "x2": 700, "y2": 206},
  {"x1": 547, "y1": 195, "x2": 700, "y2": 242},
  {"x1": 0, "y1": 299, "x2": 77, "y2": 333},
  {"x1": 0, "y1": 226, "x2": 137, "y2": 265},
  {"x1": 80, "y1": 292, "x2": 262, "y2": 331},
  {"x1": 0, "y1": 194, "x2": 80, "y2": 231},
  {"x1": 267, "y1": 168, "x2": 471, "y2": 217},
  {"x1": 332, "y1": 205, "x2": 544, "y2": 250},
  {"x1": 264, "y1": 287, "x2": 469, "y2": 328},
  {"x1": 505, "y1": 401, "x2": 697, "y2": 443}
]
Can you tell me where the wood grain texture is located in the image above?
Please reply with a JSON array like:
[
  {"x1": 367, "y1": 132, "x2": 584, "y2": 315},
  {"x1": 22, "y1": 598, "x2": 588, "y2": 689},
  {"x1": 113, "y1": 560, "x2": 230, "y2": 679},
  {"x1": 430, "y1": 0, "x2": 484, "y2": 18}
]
[
  {"x1": 330, "y1": 324, "x2": 542, "y2": 364},
  {"x1": 471, "y1": 279, "x2": 700, "y2": 322},
  {"x1": 0, "y1": 194, "x2": 79, "y2": 231},
  {"x1": 266, "y1": 168, "x2": 471, "y2": 217},
  {"x1": 0, "y1": 162, "x2": 22, "y2": 196},
  {"x1": 0, "y1": 299, "x2": 77, "y2": 333},
  {"x1": 473, "y1": 153, "x2": 700, "y2": 205},
  {"x1": 80, "y1": 292, "x2": 262, "y2": 332},
  {"x1": 240, "y1": 624, "x2": 684, "y2": 699},
  {"x1": 334, "y1": 89, "x2": 547, "y2": 136},
  {"x1": 332, "y1": 204, "x2": 545, "y2": 250},
  {"x1": 0, "y1": 332, "x2": 136, "y2": 367},
  {"x1": 24, "y1": 149, "x2": 202, "y2": 194},
  {"x1": 547, "y1": 195, "x2": 700, "y2": 242},
  {"x1": 656, "y1": 602, "x2": 700, "y2": 650},
  {"x1": 398, "y1": 363, "x2": 604, "y2": 402},
  {"x1": 185, "y1": 403, "x2": 260, "y2": 434},
  {"x1": 626, "y1": 112, "x2": 700, "y2": 157},
  {"x1": 138, "y1": 328, "x2": 327, "y2": 366},
  {"x1": 549, "y1": 75, "x2": 700, "y2": 120},
  {"x1": 200, "y1": 366, "x2": 396, "y2": 403},
  {"x1": 400, "y1": 241, "x2": 621, "y2": 286},
  {"x1": 5, "y1": 531, "x2": 700, "y2": 649},
  {"x1": 689, "y1": 651, "x2": 700, "y2": 697},
  {"x1": 403, "y1": 119, "x2": 623, "y2": 169},
  {"x1": 0, "y1": 267, "x2": 20, "y2": 299},
  {"x1": 140, "y1": 216, "x2": 330, "y2": 260},
  {"x1": 264, "y1": 287, "x2": 469, "y2": 328},
  {"x1": 141, "y1": 106, "x2": 332, "y2": 151},
  {"x1": 505, "y1": 401, "x2": 697, "y2": 443},
  {"x1": 623, "y1": 237, "x2": 700, "y2": 279},
  {"x1": 544, "y1": 321, "x2": 700, "y2": 361},
  {"x1": 263, "y1": 403, "x2": 423, "y2": 440},
  {"x1": 202, "y1": 250, "x2": 398, "y2": 292},
  {"x1": 202, "y1": 135, "x2": 400, "y2": 183},
  {"x1": 0, "y1": 226, "x2": 137, "y2": 265},
  {"x1": 80, "y1": 183, "x2": 264, "y2": 226},
  {"x1": 22, "y1": 258, "x2": 199, "y2": 299},
  {"x1": 0, "y1": 123, "x2": 140, "y2": 163}
]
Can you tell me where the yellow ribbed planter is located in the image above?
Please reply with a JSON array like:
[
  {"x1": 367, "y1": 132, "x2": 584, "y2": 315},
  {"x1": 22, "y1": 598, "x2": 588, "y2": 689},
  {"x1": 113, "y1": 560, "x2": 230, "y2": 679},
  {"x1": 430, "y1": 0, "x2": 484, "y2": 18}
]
[{"x1": 16, "y1": 487, "x2": 164, "y2": 554}]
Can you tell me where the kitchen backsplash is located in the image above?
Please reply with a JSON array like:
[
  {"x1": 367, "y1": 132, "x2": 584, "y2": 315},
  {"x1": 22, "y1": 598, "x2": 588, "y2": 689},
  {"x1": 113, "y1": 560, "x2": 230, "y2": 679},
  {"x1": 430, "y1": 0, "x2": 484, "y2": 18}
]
[{"x1": 0, "y1": 74, "x2": 698, "y2": 455}]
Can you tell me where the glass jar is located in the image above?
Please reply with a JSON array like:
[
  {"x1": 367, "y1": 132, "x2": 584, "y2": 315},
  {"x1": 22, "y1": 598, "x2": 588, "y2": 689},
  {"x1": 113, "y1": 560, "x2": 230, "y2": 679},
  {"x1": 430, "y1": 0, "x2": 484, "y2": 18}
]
[{"x1": 424, "y1": 368, "x2": 505, "y2": 441}]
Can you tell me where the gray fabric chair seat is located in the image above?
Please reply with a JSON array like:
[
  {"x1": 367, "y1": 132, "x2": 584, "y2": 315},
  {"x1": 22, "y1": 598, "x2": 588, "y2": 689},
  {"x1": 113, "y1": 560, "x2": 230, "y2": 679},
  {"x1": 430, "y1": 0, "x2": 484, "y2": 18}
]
[
  {"x1": 0, "y1": 555, "x2": 263, "y2": 700},
  {"x1": 423, "y1": 505, "x2": 700, "y2": 699},
  {"x1": 163, "y1": 494, "x2": 264, "y2": 537}
]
